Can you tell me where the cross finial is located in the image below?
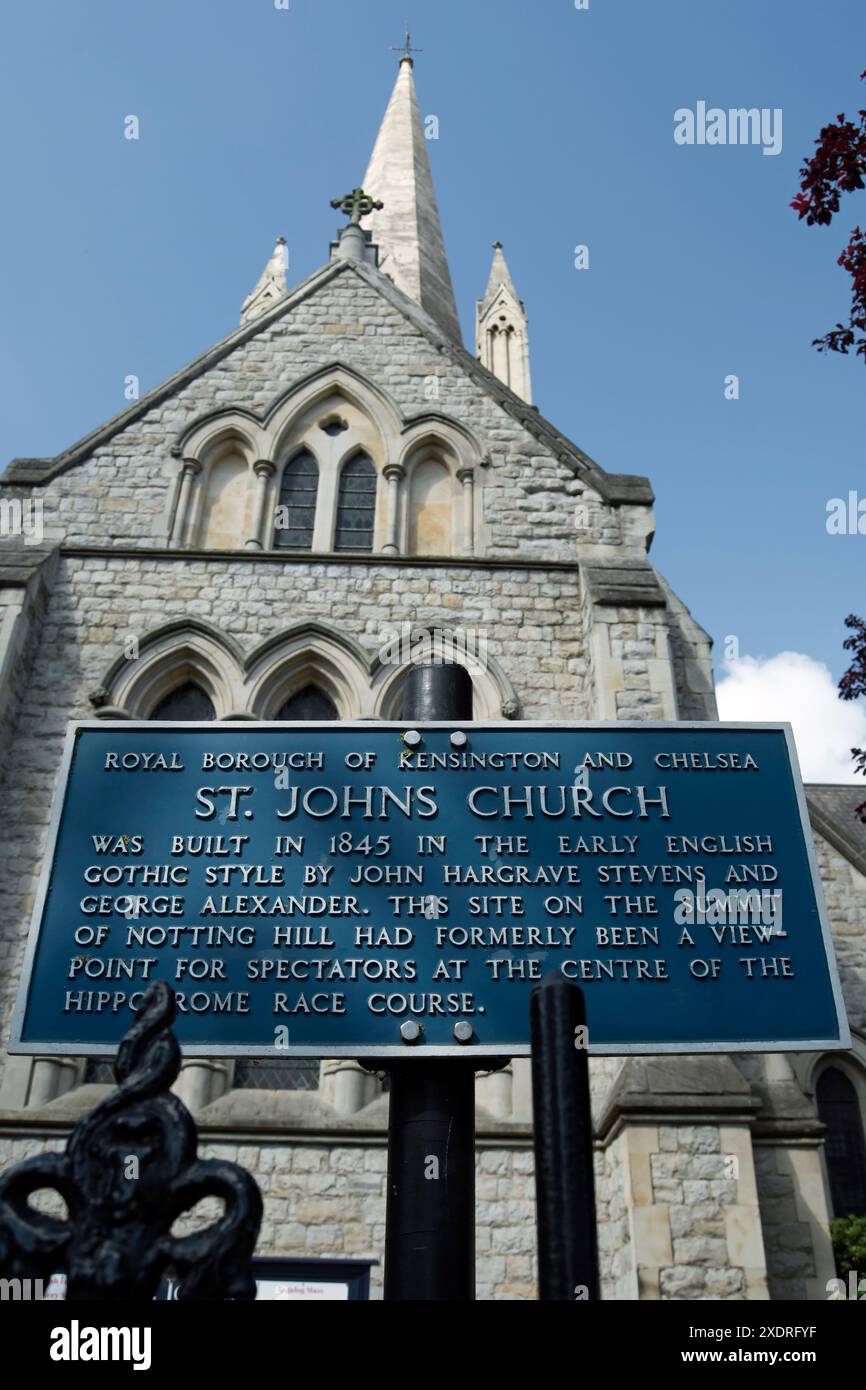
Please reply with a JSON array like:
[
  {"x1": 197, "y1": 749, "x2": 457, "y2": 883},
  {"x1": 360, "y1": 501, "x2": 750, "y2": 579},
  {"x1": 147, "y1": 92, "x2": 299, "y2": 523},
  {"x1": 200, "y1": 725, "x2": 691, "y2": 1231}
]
[
  {"x1": 390, "y1": 23, "x2": 422, "y2": 65},
  {"x1": 330, "y1": 187, "x2": 384, "y2": 225}
]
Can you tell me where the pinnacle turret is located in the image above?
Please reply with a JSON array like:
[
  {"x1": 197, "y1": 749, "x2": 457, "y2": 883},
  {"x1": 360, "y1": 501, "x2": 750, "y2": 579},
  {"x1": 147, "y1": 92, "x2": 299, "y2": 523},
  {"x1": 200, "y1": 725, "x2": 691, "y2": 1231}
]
[
  {"x1": 476, "y1": 242, "x2": 532, "y2": 403},
  {"x1": 240, "y1": 237, "x2": 288, "y2": 325}
]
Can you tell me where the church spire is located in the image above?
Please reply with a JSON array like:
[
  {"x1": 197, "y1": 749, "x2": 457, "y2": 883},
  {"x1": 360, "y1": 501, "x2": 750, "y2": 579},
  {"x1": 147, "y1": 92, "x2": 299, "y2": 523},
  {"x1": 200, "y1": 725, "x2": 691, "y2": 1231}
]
[
  {"x1": 360, "y1": 56, "x2": 462, "y2": 343},
  {"x1": 476, "y1": 241, "x2": 533, "y2": 404}
]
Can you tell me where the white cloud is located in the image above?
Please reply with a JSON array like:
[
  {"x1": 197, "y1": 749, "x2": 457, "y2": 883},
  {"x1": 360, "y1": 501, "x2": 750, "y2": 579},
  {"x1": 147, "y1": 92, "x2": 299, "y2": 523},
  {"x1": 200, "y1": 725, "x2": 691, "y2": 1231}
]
[{"x1": 715, "y1": 651, "x2": 866, "y2": 783}]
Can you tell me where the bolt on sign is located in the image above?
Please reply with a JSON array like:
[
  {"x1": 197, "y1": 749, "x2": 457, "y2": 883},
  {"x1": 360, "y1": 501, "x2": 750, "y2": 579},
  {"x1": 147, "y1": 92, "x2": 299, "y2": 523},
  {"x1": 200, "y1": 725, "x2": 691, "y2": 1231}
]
[{"x1": 9, "y1": 721, "x2": 849, "y2": 1058}]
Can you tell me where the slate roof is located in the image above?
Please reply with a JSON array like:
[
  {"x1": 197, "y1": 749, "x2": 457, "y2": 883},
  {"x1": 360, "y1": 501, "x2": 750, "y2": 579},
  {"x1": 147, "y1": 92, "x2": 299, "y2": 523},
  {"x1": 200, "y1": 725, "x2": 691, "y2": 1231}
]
[{"x1": 806, "y1": 783, "x2": 866, "y2": 879}]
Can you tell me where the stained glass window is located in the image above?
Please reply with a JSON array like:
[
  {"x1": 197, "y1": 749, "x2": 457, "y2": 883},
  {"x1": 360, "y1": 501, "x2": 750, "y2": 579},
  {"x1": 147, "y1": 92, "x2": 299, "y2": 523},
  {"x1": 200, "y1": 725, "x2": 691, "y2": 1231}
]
[
  {"x1": 334, "y1": 453, "x2": 377, "y2": 552},
  {"x1": 816, "y1": 1067, "x2": 866, "y2": 1216},
  {"x1": 150, "y1": 681, "x2": 216, "y2": 721},
  {"x1": 277, "y1": 685, "x2": 338, "y2": 721},
  {"x1": 275, "y1": 450, "x2": 319, "y2": 549}
]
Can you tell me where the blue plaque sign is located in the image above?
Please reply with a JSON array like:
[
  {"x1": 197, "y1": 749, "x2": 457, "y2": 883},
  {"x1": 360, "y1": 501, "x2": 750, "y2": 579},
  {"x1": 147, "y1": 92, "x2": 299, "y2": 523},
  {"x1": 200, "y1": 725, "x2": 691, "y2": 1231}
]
[{"x1": 9, "y1": 721, "x2": 850, "y2": 1057}]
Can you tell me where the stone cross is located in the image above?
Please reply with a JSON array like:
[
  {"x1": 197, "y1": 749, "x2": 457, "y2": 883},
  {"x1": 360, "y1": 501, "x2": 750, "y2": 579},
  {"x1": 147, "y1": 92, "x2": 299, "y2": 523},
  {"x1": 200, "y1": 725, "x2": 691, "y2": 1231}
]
[{"x1": 330, "y1": 187, "x2": 384, "y2": 225}]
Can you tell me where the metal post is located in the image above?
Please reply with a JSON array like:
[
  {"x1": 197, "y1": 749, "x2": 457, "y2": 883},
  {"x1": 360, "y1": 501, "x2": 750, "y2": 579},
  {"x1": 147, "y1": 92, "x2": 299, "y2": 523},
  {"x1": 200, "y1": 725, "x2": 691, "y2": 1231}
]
[
  {"x1": 383, "y1": 661, "x2": 476, "y2": 1301},
  {"x1": 530, "y1": 974, "x2": 599, "y2": 1301}
]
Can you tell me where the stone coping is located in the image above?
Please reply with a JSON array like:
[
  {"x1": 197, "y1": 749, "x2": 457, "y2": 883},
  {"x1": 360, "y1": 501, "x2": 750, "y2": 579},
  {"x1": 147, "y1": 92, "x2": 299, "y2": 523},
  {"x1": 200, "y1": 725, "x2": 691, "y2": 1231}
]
[
  {"x1": 595, "y1": 1055, "x2": 762, "y2": 1143},
  {"x1": 0, "y1": 543, "x2": 58, "y2": 586},
  {"x1": 0, "y1": 1085, "x2": 534, "y2": 1146},
  {"x1": 0, "y1": 1113, "x2": 534, "y2": 1147},
  {"x1": 581, "y1": 558, "x2": 667, "y2": 608},
  {"x1": 55, "y1": 544, "x2": 584, "y2": 573}
]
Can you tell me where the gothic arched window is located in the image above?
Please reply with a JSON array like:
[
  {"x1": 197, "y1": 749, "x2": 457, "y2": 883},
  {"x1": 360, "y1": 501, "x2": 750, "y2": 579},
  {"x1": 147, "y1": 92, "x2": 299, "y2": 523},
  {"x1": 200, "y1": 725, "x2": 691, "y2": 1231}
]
[
  {"x1": 276, "y1": 685, "x2": 338, "y2": 721},
  {"x1": 334, "y1": 453, "x2": 377, "y2": 552},
  {"x1": 275, "y1": 450, "x2": 319, "y2": 550},
  {"x1": 150, "y1": 681, "x2": 216, "y2": 722},
  {"x1": 816, "y1": 1067, "x2": 866, "y2": 1216}
]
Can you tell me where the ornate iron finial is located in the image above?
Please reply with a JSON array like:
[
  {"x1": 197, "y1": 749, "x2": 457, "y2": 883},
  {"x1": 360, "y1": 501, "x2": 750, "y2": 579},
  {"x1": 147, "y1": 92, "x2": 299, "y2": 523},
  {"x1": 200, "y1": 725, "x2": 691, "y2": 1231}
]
[
  {"x1": 391, "y1": 23, "x2": 423, "y2": 64},
  {"x1": 330, "y1": 187, "x2": 384, "y2": 225},
  {"x1": 0, "y1": 981, "x2": 262, "y2": 1301}
]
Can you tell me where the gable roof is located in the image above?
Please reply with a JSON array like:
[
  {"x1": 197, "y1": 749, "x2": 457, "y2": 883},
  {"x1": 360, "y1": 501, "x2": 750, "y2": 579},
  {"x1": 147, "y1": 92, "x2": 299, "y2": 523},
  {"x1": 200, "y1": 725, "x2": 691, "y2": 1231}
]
[
  {"x1": 3, "y1": 258, "x2": 345, "y2": 487},
  {"x1": 3, "y1": 256, "x2": 653, "y2": 508}
]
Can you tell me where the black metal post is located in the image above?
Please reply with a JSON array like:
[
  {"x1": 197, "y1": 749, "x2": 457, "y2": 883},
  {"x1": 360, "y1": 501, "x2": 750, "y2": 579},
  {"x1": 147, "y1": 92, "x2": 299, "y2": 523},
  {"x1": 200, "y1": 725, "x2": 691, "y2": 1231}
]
[
  {"x1": 530, "y1": 974, "x2": 599, "y2": 1301},
  {"x1": 383, "y1": 661, "x2": 476, "y2": 1301}
]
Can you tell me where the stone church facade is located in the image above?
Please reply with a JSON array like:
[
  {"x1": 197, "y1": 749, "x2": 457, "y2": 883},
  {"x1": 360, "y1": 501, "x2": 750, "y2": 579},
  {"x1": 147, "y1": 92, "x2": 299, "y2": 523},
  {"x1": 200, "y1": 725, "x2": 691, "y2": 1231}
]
[{"x1": 1, "y1": 56, "x2": 864, "y2": 1301}]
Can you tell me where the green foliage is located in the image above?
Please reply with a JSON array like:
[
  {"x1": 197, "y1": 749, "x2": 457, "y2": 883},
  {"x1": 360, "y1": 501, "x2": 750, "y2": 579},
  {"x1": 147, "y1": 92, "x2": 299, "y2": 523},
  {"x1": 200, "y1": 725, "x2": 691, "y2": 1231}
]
[{"x1": 831, "y1": 1214, "x2": 866, "y2": 1278}]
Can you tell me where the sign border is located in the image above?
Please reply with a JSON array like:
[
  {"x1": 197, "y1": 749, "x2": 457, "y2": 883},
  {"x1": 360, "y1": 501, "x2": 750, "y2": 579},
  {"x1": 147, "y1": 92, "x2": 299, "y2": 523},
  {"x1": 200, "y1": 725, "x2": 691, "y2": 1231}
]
[{"x1": 7, "y1": 719, "x2": 852, "y2": 1058}]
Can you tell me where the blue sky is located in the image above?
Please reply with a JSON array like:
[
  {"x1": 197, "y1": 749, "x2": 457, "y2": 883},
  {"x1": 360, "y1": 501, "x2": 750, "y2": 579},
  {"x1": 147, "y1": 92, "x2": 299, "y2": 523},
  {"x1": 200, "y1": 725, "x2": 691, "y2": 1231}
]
[{"x1": 0, "y1": 0, "x2": 863, "y2": 716}]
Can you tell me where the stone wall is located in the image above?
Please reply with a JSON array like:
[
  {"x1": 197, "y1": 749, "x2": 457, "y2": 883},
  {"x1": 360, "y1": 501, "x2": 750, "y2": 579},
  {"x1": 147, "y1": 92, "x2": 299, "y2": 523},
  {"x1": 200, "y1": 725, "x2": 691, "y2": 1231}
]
[
  {"x1": 589, "y1": 609, "x2": 679, "y2": 722},
  {"x1": 595, "y1": 1129, "x2": 633, "y2": 1299},
  {"x1": 0, "y1": 1129, "x2": 536, "y2": 1302},
  {"x1": 651, "y1": 1124, "x2": 767, "y2": 1299},
  {"x1": 753, "y1": 1143, "x2": 833, "y2": 1301},
  {"x1": 814, "y1": 832, "x2": 866, "y2": 1032}
]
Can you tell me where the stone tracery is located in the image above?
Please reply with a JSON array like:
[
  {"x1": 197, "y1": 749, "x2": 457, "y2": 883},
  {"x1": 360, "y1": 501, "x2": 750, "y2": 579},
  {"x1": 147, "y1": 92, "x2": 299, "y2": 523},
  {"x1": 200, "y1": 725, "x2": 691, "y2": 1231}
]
[{"x1": 167, "y1": 366, "x2": 485, "y2": 557}]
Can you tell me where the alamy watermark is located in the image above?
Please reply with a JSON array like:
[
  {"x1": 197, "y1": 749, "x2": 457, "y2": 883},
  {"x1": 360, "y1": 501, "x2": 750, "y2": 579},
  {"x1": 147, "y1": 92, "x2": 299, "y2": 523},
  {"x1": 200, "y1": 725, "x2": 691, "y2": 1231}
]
[
  {"x1": 0, "y1": 496, "x2": 44, "y2": 545},
  {"x1": 674, "y1": 102, "x2": 782, "y2": 157},
  {"x1": 827, "y1": 492, "x2": 866, "y2": 534},
  {"x1": 674, "y1": 887, "x2": 784, "y2": 937},
  {"x1": 50, "y1": 1320, "x2": 151, "y2": 1370},
  {"x1": 827, "y1": 1271, "x2": 866, "y2": 1300},
  {"x1": 1, "y1": 1276, "x2": 54, "y2": 1300},
  {"x1": 378, "y1": 622, "x2": 488, "y2": 670}
]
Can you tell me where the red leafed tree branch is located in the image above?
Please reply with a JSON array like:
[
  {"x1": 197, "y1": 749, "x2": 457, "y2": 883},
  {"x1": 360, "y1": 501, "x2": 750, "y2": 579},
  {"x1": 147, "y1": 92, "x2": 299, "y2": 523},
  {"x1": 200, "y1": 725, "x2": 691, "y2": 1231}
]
[
  {"x1": 839, "y1": 615, "x2": 866, "y2": 820},
  {"x1": 792, "y1": 70, "x2": 866, "y2": 360}
]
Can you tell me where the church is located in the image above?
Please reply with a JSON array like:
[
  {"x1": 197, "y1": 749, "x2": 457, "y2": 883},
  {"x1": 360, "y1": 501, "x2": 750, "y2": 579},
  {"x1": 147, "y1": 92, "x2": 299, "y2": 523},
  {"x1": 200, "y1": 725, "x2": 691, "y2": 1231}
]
[{"x1": 0, "y1": 51, "x2": 864, "y2": 1302}]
